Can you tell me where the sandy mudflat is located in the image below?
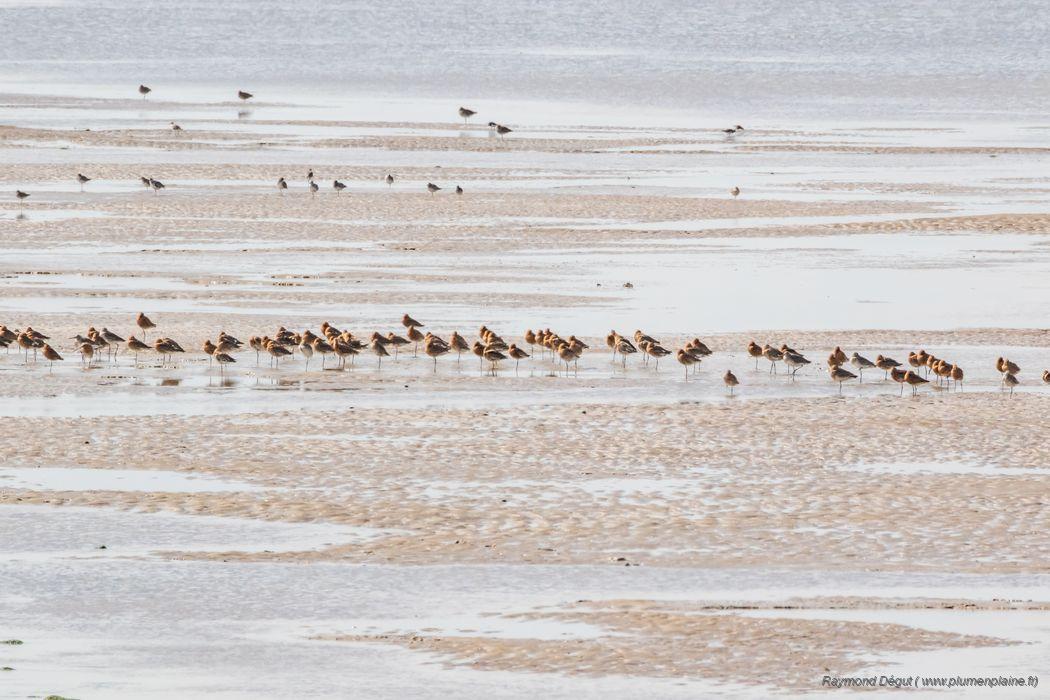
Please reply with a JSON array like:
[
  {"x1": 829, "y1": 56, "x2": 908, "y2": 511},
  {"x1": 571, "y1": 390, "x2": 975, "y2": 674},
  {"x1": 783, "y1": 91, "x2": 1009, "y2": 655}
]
[{"x1": 2, "y1": 92, "x2": 1050, "y2": 697}]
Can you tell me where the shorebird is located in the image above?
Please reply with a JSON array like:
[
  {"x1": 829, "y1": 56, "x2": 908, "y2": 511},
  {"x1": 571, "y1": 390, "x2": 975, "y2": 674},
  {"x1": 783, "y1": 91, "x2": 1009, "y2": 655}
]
[
  {"x1": 312, "y1": 337, "x2": 334, "y2": 368},
  {"x1": 730, "y1": 186, "x2": 740, "y2": 198},
  {"x1": 849, "y1": 352, "x2": 875, "y2": 382},
  {"x1": 890, "y1": 367, "x2": 908, "y2": 395},
  {"x1": 385, "y1": 174, "x2": 394, "y2": 186},
  {"x1": 41, "y1": 343, "x2": 62, "y2": 369},
  {"x1": 449, "y1": 331, "x2": 470, "y2": 361},
  {"x1": 472, "y1": 340, "x2": 486, "y2": 370},
  {"x1": 76, "y1": 173, "x2": 91, "y2": 191},
  {"x1": 722, "y1": 125, "x2": 744, "y2": 135},
  {"x1": 950, "y1": 364, "x2": 964, "y2": 391},
  {"x1": 508, "y1": 344, "x2": 529, "y2": 371},
  {"x1": 724, "y1": 369, "x2": 739, "y2": 395},
  {"x1": 762, "y1": 344, "x2": 783, "y2": 375},
  {"x1": 150, "y1": 178, "x2": 165, "y2": 193},
  {"x1": 154, "y1": 337, "x2": 184, "y2": 364},
  {"x1": 15, "y1": 190, "x2": 29, "y2": 207},
  {"x1": 309, "y1": 180, "x2": 319, "y2": 196},
  {"x1": 747, "y1": 341, "x2": 763, "y2": 369},
  {"x1": 641, "y1": 341, "x2": 671, "y2": 370},
  {"x1": 782, "y1": 350, "x2": 810, "y2": 379},
  {"x1": 615, "y1": 337, "x2": 637, "y2": 367},
  {"x1": 136, "y1": 312, "x2": 157, "y2": 339},
  {"x1": 139, "y1": 84, "x2": 151, "y2": 99},
  {"x1": 202, "y1": 339, "x2": 217, "y2": 366},
  {"x1": 1003, "y1": 372, "x2": 1019, "y2": 395},
  {"x1": 484, "y1": 347, "x2": 507, "y2": 375},
  {"x1": 126, "y1": 335, "x2": 149, "y2": 362},
  {"x1": 487, "y1": 121, "x2": 498, "y2": 131},
  {"x1": 427, "y1": 182, "x2": 441, "y2": 194},
  {"x1": 832, "y1": 346, "x2": 848, "y2": 366},
  {"x1": 371, "y1": 337, "x2": 390, "y2": 369},
  {"x1": 424, "y1": 336, "x2": 450, "y2": 371},
  {"x1": 458, "y1": 106, "x2": 476, "y2": 124},
  {"x1": 676, "y1": 348, "x2": 698, "y2": 379},
  {"x1": 170, "y1": 122, "x2": 183, "y2": 133},
  {"x1": 277, "y1": 177, "x2": 288, "y2": 194},
  {"x1": 1043, "y1": 369, "x2": 1050, "y2": 384},
  {"x1": 406, "y1": 325, "x2": 425, "y2": 355},
  {"x1": 78, "y1": 341, "x2": 94, "y2": 366},
  {"x1": 215, "y1": 352, "x2": 235, "y2": 374},
  {"x1": 496, "y1": 124, "x2": 512, "y2": 139},
  {"x1": 904, "y1": 370, "x2": 929, "y2": 396},
  {"x1": 238, "y1": 90, "x2": 253, "y2": 101},
  {"x1": 402, "y1": 314, "x2": 424, "y2": 329},
  {"x1": 875, "y1": 354, "x2": 901, "y2": 379},
  {"x1": 266, "y1": 339, "x2": 292, "y2": 368},
  {"x1": 140, "y1": 176, "x2": 152, "y2": 189},
  {"x1": 829, "y1": 365, "x2": 857, "y2": 394},
  {"x1": 386, "y1": 332, "x2": 410, "y2": 358},
  {"x1": 455, "y1": 185, "x2": 463, "y2": 195},
  {"x1": 306, "y1": 169, "x2": 314, "y2": 181},
  {"x1": 333, "y1": 180, "x2": 346, "y2": 193}
]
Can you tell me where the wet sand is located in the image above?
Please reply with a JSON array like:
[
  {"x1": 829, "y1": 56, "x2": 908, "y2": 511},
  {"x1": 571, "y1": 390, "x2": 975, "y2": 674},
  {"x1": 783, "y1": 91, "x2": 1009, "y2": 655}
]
[{"x1": 2, "y1": 92, "x2": 1049, "y2": 697}]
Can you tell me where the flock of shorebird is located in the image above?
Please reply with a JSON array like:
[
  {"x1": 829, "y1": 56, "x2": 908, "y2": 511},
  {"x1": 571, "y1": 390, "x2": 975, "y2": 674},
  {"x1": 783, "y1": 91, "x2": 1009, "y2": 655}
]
[{"x1": 1, "y1": 314, "x2": 1045, "y2": 396}]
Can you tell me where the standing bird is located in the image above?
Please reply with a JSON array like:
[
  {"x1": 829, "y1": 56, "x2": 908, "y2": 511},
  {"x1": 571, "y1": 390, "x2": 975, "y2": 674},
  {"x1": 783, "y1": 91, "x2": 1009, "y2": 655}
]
[
  {"x1": 15, "y1": 190, "x2": 29, "y2": 207},
  {"x1": 370, "y1": 337, "x2": 390, "y2": 369},
  {"x1": 402, "y1": 314, "x2": 424, "y2": 329},
  {"x1": 140, "y1": 176, "x2": 152, "y2": 189},
  {"x1": 850, "y1": 352, "x2": 875, "y2": 382},
  {"x1": 455, "y1": 185, "x2": 463, "y2": 195},
  {"x1": 309, "y1": 180, "x2": 319, "y2": 196},
  {"x1": 237, "y1": 90, "x2": 253, "y2": 101},
  {"x1": 333, "y1": 179, "x2": 346, "y2": 193},
  {"x1": 1042, "y1": 369, "x2": 1050, "y2": 384},
  {"x1": 385, "y1": 174, "x2": 394, "y2": 186},
  {"x1": 76, "y1": 173, "x2": 91, "y2": 191},
  {"x1": 496, "y1": 124, "x2": 512, "y2": 139},
  {"x1": 730, "y1": 186, "x2": 740, "y2": 199},
  {"x1": 1003, "y1": 372, "x2": 1019, "y2": 395},
  {"x1": 508, "y1": 344, "x2": 530, "y2": 371},
  {"x1": 762, "y1": 344, "x2": 783, "y2": 375},
  {"x1": 215, "y1": 352, "x2": 236, "y2": 374},
  {"x1": 171, "y1": 122, "x2": 182, "y2": 132},
  {"x1": 904, "y1": 370, "x2": 929, "y2": 396},
  {"x1": 723, "y1": 369, "x2": 739, "y2": 395},
  {"x1": 676, "y1": 348, "x2": 698, "y2": 379},
  {"x1": 424, "y1": 337, "x2": 450, "y2": 371},
  {"x1": 136, "y1": 312, "x2": 157, "y2": 339},
  {"x1": 458, "y1": 106, "x2": 477, "y2": 124},
  {"x1": 42, "y1": 343, "x2": 63, "y2": 369},
  {"x1": 782, "y1": 350, "x2": 810, "y2": 379},
  {"x1": 277, "y1": 177, "x2": 288, "y2": 195},
  {"x1": 890, "y1": 367, "x2": 908, "y2": 395},
  {"x1": 875, "y1": 354, "x2": 901, "y2": 380},
  {"x1": 138, "y1": 84, "x2": 151, "y2": 99},
  {"x1": 427, "y1": 182, "x2": 441, "y2": 195},
  {"x1": 950, "y1": 364, "x2": 964, "y2": 391},
  {"x1": 150, "y1": 178, "x2": 165, "y2": 193},
  {"x1": 829, "y1": 365, "x2": 857, "y2": 394},
  {"x1": 126, "y1": 335, "x2": 149, "y2": 362},
  {"x1": 747, "y1": 340, "x2": 763, "y2": 370}
]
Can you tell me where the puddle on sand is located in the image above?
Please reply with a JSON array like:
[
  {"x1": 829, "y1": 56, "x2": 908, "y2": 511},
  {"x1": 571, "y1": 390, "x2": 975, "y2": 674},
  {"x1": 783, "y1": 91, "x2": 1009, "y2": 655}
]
[
  {"x1": 0, "y1": 467, "x2": 266, "y2": 493},
  {"x1": 0, "y1": 504, "x2": 396, "y2": 561}
]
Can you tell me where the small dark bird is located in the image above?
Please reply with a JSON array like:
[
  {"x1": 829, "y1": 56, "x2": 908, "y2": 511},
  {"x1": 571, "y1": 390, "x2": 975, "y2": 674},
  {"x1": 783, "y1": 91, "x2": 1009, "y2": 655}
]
[
  {"x1": 140, "y1": 176, "x2": 152, "y2": 189},
  {"x1": 309, "y1": 180, "x2": 319, "y2": 195},
  {"x1": 427, "y1": 182, "x2": 441, "y2": 194},
  {"x1": 238, "y1": 90, "x2": 253, "y2": 101},
  {"x1": 277, "y1": 177, "x2": 288, "y2": 194},
  {"x1": 458, "y1": 106, "x2": 476, "y2": 124},
  {"x1": 171, "y1": 122, "x2": 182, "y2": 132},
  {"x1": 15, "y1": 190, "x2": 29, "y2": 206},
  {"x1": 333, "y1": 179, "x2": 346, "y2": 192},
  {"x1": 496, "y1": 124, "x2": 512, "y2": 139},
  {"x1": 385, "y1": 174, "x2": 394, "y2": 186},
  {"x1": 307, "y1": 168, "x2": 314, "y2": 180},
  {"x1": 455, "y1": 185, "x2": 463, "y2": 195},
  {"x1": 722, "y1": 124, "x2": 744, "y2": 134},
  {"x1": 139, "y1": 84, "x2": 151, "y2": 98},
  {"x1": 487, "y1": 121, "x2": 498, "y2": 130},
  {"x1": 150, "y1": 178, "x2": 165, "y2": 193},
  {"x1": 76, "y1": 173, "x2": 91, "y2": 191}
]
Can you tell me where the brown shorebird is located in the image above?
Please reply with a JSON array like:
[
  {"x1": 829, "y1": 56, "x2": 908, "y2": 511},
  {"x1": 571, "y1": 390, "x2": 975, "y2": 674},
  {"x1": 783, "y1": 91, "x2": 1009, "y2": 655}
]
[
  {"x1": 850, "y1": 352, "x2": 875, "y2": 382},
  {"x1": 832, "y1": 346, "x2": 848, "y2": 366},
  {"x1": 277, "y1": 177, "x2": 288, "y2": 194},
  {"x1": 78, "y1": 342, "x2": 94, "y2": 366},
  {"x1": 676, "y1": 348, "x2": 698, "y2": 379},
  {"x1": 402, "y1": 314, "x2": 424, "y2": 329},
  {"x1": 136, "y1": 312, "x2": 156, "y2": 339},
  {"x1": 829, "y1": 365, "x2": 857, "y2": 394},
  {"x1": 762, "y1": 344, "x2": 783, "y2": 375},
  {"x1": 782, "y1": 350, "x2": 810, "y2": 379},
  {"x1": 615, "y1": 337, "x2": 637, "y2": 367},
  {"x1": 458, "y1": 106, "x2": 476, "y2": 124},
  {"x1": 1042, "y1": 370, "x2": 1050, "y2": 384},
  {"x1": 641, "y1": 341, "x2": 671, "y2": 370},
  {"x1": 723, "y1": 369, "x2": 739, "y2": 395},
  {"x1": 730, "y1": 186, "x2": 740, "y2": 198},
  {"x1": 406, "y1": 325, "x2": 425, "y2": 355},
  {"x1": 203, "y1": 339, "x2": 217, "y2": 366},
  {"x1": 423, "y1": 336, "x2": 450, "y2": 371},
  {"x1": 371, "y1": 337, "x2": 390, "y2": 369},
  {"x1": 150, "y1": 178, "x2": 165, "y2": 193},
  {"x1": 508, "y1": 344, "x2": 530, "y2": 371},
  {"x1": 41, "y1": 343, "x2": 62, "y2": 369},
  {"x1": 238, "y1": 90, "x2": 253, "y2": 101},
  {"x1": 890, "y1": 367, "x2": 908, "y2": 396},
  {"x1": 312, "y1": 338, "x2": 335, "y2": 368},
  {"x1": 386, "y1": 332, "x2": 410, "y2": 358},
  {"x1": 154, "y1": 338, "x2": 184, "y2": 364},
  {"x1": 496, "y1": 124, "x2": 512, "y2": 139},
  {"x1": 139, "y1": 84, "x2": 151, "y2": 99},
  {"x1": 950, "y1": 364, "x2": 964, "y2": 391},
  {"x1": 15, "y1": 190, "x2": 29, "y2": 207},
  {"x1": 449, "y1": 331, "x2": 470, "y2": 361},
  {"x1": 267, "y1": 339, "x2": 292, "y2": 368},
  {"x1": 904, "y1": 370, "x2": 929, "y2": 396},
  {"x1": 484, "y1": 347, "x2": 507, "y2": 375},
  {"x1": 76, "y1": 173, "x2": 91, "y2": 191},
  {"x1": 875, "y1": 354, "x2": 901, "y2": 379},
  {"x1": 127, "y1": 335, "x2": 149, "y2": 362},
  {"x1": 385, "y1": 174, "x2": 394, "y2": 186},
  {"x1": 427, "y1": 182, "x2": 441, "y2": 194},
  {"x1": 333, "y1": 180, "x2": 346, "y2": 193},
  {"x1": 747, "y1": 340, "x2": 763, "y2": 369}
]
